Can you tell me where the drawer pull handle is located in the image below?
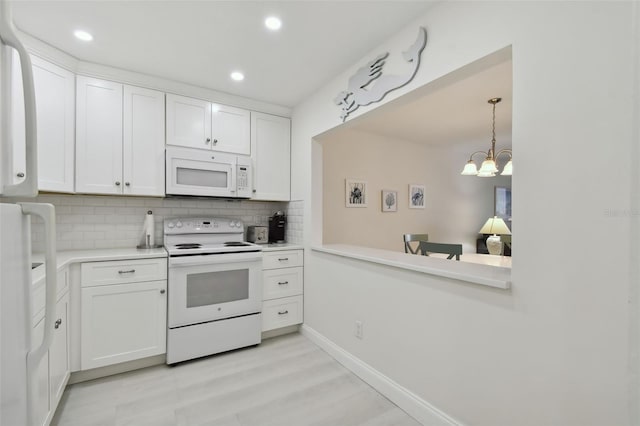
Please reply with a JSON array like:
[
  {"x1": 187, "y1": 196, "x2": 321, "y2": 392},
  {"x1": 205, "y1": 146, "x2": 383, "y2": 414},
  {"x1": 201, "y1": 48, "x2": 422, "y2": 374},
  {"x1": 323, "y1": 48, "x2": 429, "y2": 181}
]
[
  {"x1": 118, "y1": 269, "x2": 136, "y2": 274},
  {"x1": 278, "y1": 310, "x2": 289, "y2": 315},
  {"x1": 278, "y1": 281, "x2": 289, "y2": 285},
  {"x1": 54, "y1": 319, "x2": 62, "y2": 329},
  {"x1": 278, "y1": 258, "x2": 289, "y2": 261}
]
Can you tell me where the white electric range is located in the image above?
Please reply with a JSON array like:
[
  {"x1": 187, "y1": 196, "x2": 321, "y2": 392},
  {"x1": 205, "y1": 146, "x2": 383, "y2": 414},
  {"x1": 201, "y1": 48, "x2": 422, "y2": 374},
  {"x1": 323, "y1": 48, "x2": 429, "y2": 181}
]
[{"x1": 164, "y1": 217, "x2": 263, "y2": 364}]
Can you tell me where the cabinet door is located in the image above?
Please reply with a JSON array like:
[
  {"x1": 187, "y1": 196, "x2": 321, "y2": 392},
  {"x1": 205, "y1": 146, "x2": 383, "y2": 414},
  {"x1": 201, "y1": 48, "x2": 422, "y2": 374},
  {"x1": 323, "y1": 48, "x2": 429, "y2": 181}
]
[
  {"x1": 75, "y1": 77, "x2": 123, "y2": 194},
  {"x1": 166, "y1": 94, "x2": 211, "y2": 150},
  {"x1": 30, "y1": 319, "x2": 50, "y2": 426},
  {"x1": 123, "y1": 85, "x2": 165, "y2": 196},
  {"x1": 32, "y1": 57, "x2": 75, "y2": 193},
  {"x1": 81, "y1": 280, "x2": 167, "y2": 370},
  {"x1": 250, "y1": 112, "x2": 291, "y2": 201},
  {"x1": 7, "y1": 53, "x2": 76, "y2": 193},
  {"x1": 211, "y1": 103, "x2": 250, "y2": 155},
  {"x1": 49, "y1": 293, "x2": 69, "y2": 410}
]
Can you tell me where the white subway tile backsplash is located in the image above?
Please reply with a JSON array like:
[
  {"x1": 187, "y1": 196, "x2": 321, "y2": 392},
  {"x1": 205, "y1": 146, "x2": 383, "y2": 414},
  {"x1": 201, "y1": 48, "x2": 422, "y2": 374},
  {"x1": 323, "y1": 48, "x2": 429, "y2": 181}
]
[{"x1": 27, "y1": 194, "x2": 289, "y2": 253}]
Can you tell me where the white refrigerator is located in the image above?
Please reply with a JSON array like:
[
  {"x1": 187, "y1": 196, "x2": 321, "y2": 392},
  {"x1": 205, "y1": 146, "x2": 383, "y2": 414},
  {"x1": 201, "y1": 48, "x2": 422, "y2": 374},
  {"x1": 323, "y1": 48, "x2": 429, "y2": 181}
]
[{"x1": 0, "y1": 1, "x2": 58, "y2": 425}]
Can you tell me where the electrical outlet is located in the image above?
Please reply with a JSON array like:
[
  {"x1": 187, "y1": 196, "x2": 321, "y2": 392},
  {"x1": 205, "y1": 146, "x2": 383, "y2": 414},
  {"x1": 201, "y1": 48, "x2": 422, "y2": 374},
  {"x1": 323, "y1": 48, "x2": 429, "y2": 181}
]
[{"x1": 355, "y1": 320, "x2": 363, "y2": 339}]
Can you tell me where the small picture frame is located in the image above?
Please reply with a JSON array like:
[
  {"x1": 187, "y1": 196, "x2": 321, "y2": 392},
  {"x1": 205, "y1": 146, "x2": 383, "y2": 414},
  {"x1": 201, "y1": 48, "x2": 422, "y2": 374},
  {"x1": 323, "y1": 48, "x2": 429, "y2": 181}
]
[
  {"x1": 345, "y1": 179, "x2": 368, "y2": 207},
  {"x1": 381, "y1": 190, "x2": 398, "y2": 212},
  {"x1": 409, "y1": 184, "x2": 425, "y2": 209}
]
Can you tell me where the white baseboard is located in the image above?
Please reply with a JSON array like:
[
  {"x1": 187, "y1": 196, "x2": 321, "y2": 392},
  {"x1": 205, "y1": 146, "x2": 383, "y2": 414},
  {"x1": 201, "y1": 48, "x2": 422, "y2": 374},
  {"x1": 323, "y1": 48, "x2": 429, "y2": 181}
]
[{"x1": 301, "y1": 325, "x2": 462, "y2": 426}]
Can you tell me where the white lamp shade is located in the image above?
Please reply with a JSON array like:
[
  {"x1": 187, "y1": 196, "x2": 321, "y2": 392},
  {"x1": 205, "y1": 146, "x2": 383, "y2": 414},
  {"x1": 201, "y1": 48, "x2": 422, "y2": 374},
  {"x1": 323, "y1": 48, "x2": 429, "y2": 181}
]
[
  {"x1": 478, "y1": 159, "x2": 498, "y2": 177},
  {"x1": 479, "y1": 216, "x2": 511, "y2": 235},
  {"x1": 461, "y1": 161, "x2": 478, "y2": 175},
  {"x1": 501, "y1": 159, "x2": 512, "y2": 175}
]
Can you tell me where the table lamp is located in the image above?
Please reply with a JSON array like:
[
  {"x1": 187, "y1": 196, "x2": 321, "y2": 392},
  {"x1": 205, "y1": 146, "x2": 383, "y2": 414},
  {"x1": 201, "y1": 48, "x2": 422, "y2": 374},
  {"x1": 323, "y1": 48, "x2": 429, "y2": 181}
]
[{"x1": 479, "y1": 216, "x2": 511, "y2": 255}]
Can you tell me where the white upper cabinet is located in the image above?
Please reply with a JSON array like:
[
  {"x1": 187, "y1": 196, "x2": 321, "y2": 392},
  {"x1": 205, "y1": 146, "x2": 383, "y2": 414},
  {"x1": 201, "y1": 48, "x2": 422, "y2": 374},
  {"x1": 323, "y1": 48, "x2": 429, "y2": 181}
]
[
  {"x1": 250, "y1": 112, "x2": 291, "y2": 201},
  {"x1": 166, "y1": 94, "x2": 250, "y2": 155},
  {"x1": 123, "y1": 85, "x2": 165, "y2": 196},
  {"x1": 76, "y1": 77, "x2": 123, "y2": 195},
  {"x1": 9, "y1": 53, "x2": 75, "y2": 192},
  {"x1": 211, "y1": 103, "x2": 250, "y2": 155},
  {"x1": 165, "y1": 94, "x2": 211, "y2": 150},
  {"x1": 76, "y1": 77, "x2": 165, "y2": 196},
  {"x1": 33, "y1": 57, "x2": 75, "y2": 193}
]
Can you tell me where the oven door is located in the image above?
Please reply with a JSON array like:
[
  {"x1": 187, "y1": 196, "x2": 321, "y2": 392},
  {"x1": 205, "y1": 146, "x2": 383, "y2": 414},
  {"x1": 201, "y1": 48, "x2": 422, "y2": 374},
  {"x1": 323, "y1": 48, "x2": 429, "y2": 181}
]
[
  {"x1": 165, "y1": 146, "x2": 237, "y2": 197},
  {"x1": 168, "y1": 252, "x2": 262, "y2": 328}
]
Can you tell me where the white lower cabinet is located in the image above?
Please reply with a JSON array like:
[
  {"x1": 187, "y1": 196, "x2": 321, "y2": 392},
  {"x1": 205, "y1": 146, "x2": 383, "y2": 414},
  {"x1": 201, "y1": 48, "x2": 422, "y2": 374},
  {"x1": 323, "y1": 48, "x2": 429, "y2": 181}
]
[
  {"x1": 30, "y1": 275, "x2": 70, "y2": 426},
  {"x1": 261, "y1": 249, "x2": 303, "y2": 332},
  {"x1": 30, "y1": 317, "x2": 49, "y2": 426},
  {"x1": 80, "y1": 258, "x2": 167, "y2": 370}
]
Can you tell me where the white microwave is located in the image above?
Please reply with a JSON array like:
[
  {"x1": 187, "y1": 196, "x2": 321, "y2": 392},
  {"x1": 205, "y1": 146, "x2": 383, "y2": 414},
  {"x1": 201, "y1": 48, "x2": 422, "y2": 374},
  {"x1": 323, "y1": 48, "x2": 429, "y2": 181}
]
[{"x1": 166, "y1": 146, "x2": 252, "y2": 198}]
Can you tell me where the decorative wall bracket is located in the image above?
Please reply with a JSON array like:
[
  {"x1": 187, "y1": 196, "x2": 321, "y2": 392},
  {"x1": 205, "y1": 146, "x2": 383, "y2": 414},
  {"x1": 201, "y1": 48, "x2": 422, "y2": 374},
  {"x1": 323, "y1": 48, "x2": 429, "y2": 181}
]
[{"x1": 334, "y1": 27, "x2": 427, "y2": 122}]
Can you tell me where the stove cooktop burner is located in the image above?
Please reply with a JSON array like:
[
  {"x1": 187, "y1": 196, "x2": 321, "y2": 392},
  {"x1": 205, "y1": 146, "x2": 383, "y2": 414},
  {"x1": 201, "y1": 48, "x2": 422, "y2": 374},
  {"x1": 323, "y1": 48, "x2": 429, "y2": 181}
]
[
  {"x1": 175, "y1": 243, "x2": 202, "y2": 249},
  {"x1": 224, "y1": 242, "x2": 251, "y2": 247}
]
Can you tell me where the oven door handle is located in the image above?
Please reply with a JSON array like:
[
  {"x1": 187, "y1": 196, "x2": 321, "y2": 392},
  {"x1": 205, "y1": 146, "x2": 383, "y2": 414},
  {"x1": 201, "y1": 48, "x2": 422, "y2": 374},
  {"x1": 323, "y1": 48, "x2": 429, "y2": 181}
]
[{"x1": 169, "y1": 252, "x2": 262, "y2": 267}]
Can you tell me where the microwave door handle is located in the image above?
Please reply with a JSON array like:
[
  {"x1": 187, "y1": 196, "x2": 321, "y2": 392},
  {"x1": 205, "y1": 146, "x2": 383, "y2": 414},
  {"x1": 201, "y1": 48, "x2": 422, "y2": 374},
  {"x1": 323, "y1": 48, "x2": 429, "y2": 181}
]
[{"x1": 0, "y1": 1, "x2": 38, "y2": 197}]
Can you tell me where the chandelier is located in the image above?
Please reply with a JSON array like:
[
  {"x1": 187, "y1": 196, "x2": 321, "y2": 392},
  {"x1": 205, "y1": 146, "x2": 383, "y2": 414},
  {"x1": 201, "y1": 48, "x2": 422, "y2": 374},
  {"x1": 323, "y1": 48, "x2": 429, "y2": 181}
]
[{"x1": 461, "y1": 97, "x2": 512, "y2": 177}]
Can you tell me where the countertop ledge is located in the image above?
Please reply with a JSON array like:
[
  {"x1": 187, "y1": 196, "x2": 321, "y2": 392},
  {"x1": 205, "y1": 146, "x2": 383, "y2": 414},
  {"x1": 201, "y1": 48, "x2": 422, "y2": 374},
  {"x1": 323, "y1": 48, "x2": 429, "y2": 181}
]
[
  {"x1": 260, "y1": 243, "x2": 304, "y2": 252},
  {"x1": 31, "y1": 248, "x2": 167, "y2": 284},
  {"x1": 311, "y1": 244, "x2": 511, "y2": 290}
]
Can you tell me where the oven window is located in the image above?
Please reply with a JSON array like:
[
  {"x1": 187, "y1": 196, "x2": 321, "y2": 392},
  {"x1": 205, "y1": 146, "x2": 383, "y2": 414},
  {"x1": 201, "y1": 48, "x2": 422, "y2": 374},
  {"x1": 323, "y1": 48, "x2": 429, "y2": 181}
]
[
  {"x1": 186, "y1": 270, "x2": 249, "y2": 308},
  {"x1": 176, "y1": 167, "x2": 228, "y2": 188}
]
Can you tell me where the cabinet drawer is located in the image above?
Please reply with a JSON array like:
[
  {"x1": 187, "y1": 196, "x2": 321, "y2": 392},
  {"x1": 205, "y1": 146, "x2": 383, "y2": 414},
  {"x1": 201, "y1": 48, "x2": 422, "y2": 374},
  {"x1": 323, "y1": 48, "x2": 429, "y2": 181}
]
[
  {"x1": 262, "y1": 250, "x2": 303, "y2": 270},
  {"x1": 263, "y1": 267, "x2": 303, "y2": 300},
  {"x1": 262, "y1": 295, "x2": 303, "y2": 332},
  {"x1": 81, "y1": 258, "x2": 167, "y2": 287}
]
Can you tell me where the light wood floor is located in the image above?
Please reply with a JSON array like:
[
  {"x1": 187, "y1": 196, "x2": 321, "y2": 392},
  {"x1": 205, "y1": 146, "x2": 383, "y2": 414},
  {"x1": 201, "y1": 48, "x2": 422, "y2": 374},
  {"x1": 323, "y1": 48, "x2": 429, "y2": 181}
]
[{"x1": 52, "y1": 332, "x2": 421, "y2": 426}]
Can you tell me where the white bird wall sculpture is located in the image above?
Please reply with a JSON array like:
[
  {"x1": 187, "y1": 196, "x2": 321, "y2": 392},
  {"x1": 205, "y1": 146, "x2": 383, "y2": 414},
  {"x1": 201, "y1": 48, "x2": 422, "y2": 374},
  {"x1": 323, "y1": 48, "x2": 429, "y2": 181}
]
[{"x1": 334, "y1": 27, "x2": 427, "y2": 122}]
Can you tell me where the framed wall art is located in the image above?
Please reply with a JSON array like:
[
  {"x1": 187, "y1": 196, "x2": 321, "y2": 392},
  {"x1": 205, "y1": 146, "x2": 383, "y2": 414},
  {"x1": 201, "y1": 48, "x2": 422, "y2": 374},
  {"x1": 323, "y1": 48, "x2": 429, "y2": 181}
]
[
  {"x1": 345, "y1": 179, "x2": 368, "y2": 207},
  {"x1": 381, "y1": 190, "x2": 397, "y2": 212},
  {"x1": 409, "y1": 184, "x2": 425, "y2": 209}
]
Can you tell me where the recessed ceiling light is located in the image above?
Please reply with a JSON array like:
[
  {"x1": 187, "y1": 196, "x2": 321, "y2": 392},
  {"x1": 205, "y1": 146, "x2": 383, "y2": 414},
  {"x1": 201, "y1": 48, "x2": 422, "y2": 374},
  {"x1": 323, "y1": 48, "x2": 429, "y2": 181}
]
[
  {"x1": 73, "y1": 30, "x2": 93, "y2": 41},
  {"x1": 230, "y1": 71, "x2": 245, "y2": 81},
  {"x1": 264, "y1": 16, "x2": 282, "y2": 31}
]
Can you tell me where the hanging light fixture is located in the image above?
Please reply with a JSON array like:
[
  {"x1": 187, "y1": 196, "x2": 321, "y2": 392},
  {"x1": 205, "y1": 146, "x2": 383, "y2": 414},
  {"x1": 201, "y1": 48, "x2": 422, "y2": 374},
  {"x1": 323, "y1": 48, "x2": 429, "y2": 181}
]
[{"x1": 461, "y1": 97, "x2": 512, "y2": 177}]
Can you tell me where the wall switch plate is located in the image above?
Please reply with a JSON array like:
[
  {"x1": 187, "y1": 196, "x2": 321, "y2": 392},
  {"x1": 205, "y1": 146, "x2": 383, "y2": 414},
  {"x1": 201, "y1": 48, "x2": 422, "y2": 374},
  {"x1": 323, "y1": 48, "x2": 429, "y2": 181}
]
[{"x1": 355, "y1": 320, "x2": 363, "y2": 339}]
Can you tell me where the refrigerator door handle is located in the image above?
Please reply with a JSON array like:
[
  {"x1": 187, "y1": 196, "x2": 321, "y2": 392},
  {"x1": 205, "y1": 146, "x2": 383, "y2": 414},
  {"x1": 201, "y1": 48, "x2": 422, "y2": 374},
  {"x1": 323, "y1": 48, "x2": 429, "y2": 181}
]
[
  {"x1": 0, "y1": 0, "x2": 38, "y2": 197},
  {"x1": 19, "y1": 203, "x2": 56, "y2": 372}
]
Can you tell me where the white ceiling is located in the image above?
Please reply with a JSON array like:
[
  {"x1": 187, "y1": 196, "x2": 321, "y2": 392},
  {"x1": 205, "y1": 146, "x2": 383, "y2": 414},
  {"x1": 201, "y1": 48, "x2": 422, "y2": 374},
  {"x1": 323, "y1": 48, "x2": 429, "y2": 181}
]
[
  {"x1": 350, "y1": 58, "x2": 513, "y2": 150},
  {"x1": 10, "y1": 0, "x2": 437, "y2": 108}
]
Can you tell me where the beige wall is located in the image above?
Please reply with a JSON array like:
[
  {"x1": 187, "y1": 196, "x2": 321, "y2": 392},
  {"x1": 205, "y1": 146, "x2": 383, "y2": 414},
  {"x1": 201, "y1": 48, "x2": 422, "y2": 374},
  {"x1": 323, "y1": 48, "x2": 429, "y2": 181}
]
[{"x1": 322, "y1": 129, "x2": 511, "y2": 253}]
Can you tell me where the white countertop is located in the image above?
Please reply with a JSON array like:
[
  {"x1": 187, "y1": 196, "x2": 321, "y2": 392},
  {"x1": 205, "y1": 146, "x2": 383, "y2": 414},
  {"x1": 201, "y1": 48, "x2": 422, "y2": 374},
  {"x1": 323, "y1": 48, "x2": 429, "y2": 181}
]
[
  {"x1": 31, "y1": 247, "x2": 168, "y2": 283},
  {"x1": 311, "y1": 244, "x2": 511, "y2": 289},
  {"x1": 260, "y1": 243, "x2": 304, "y2": 252}
]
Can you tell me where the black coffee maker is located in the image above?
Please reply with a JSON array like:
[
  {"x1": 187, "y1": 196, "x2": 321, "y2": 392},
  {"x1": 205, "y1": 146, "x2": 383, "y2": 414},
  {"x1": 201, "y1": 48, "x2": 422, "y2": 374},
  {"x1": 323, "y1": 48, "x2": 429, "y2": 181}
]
[{"x1": 268, "y1": 211, "x2": 286, "y2": 243}]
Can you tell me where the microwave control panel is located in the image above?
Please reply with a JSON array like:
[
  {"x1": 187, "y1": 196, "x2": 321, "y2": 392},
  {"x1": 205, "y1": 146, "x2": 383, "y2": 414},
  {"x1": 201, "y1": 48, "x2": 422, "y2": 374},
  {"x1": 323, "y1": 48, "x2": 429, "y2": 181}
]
[{"x1": 237, "y1": 167, "x2": 249, "y2": 189}]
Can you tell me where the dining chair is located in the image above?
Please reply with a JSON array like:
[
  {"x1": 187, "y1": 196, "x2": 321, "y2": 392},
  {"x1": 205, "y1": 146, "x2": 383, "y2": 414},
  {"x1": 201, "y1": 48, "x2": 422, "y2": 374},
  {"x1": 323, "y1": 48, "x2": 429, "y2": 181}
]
[
  {"x1": 418, "y1": 241, "x2": 463, "y2": 261},
  {"x1": 403, "y1": 234, "x2": 429, "y2": 254}
]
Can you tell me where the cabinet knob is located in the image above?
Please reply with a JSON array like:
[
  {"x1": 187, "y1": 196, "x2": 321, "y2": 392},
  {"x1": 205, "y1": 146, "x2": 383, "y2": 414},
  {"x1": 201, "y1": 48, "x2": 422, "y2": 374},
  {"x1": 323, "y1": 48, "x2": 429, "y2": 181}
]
[
  {"x1": 54, "y1": 319, "x2": 62, "y2": 329},
  {"x1": 206, "y1": 138, "x2": 211, "y2": 143},
  {"x1": 125, "y1": 182, "x2": 130, "y2": 186},
  {"x1": 160, "y1": 289, "x2": 166, "y2": 294},
  {"x1": 252, "y1": 189, "x2": 257, "y2": 193},
  {"x1": 16, "y1": 172, "x2": 25, "y2": 178},
  {"x1": 115, "y1": 181, "x2": 121, "y2": 186},
  {"x1": 213, "y1": 139, "x2": 218, "y2": 144}
]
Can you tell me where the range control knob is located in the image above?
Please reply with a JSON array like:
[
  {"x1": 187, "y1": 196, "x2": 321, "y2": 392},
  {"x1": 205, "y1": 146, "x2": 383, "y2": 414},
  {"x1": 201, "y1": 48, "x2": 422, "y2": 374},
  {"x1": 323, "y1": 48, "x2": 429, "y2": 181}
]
[
  {"x1": 235, "y1": 222, "x2": 242, "y2": 228},
  {"x1": 167, "y1": 222, "x2": 175, "y2": 229},
  {"x1": 176, "y1": 221, "x2": 183, "y2": 228},
  {"x1": 229, "y1": 220, "x2": 236, "y2": 228}
]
